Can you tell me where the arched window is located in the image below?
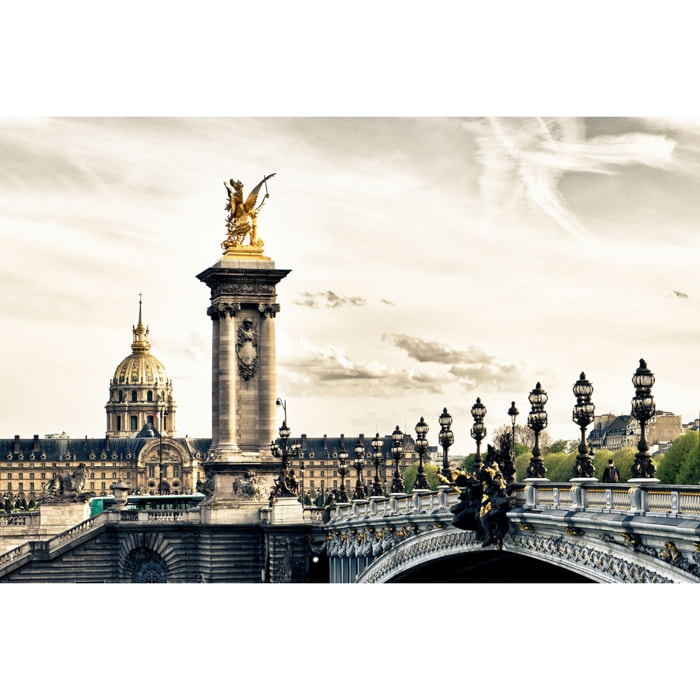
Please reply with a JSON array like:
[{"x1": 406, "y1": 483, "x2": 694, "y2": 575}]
[
  {"x1": 147, "y1": 390, "x2": 153, "y2": 401},
  {"x1": 131, "y1": 391, "x2": 138, "y2": 402}
]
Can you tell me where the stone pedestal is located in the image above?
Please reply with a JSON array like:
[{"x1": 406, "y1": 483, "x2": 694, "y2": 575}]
[
  {"x1": 269, "y1": 496, "x2": 304, "y2": 524},
  {"x1": 38, "y1": 501, "x2": 91, "y2": 537}
]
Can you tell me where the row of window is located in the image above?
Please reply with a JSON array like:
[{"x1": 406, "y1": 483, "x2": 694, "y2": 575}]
[
  {"x1": 114, "y1": 390, "x2": 157, "y2": 402},
  {"x1": 4, "y1": 472, "x2": 129, "y2": 480}
]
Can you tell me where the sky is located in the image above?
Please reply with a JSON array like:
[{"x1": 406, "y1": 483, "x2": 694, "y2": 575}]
[
  {"x1": 2, "y1": 115, "x2": 700, "y2": 455},
  {"x1": 2, "y1": 4, "x2": 700, "y2": 463}
]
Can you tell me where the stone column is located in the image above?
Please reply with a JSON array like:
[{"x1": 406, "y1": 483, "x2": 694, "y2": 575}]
[
  {"x1": 197, "y1": 258, "x2": 290, "y2": 472},
  {"x1": 258, "y1": 303, "x2": 280, "y2": 452}
]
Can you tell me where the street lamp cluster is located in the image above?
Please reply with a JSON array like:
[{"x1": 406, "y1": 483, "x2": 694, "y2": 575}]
[{"x1": 269, "y1": 360, "x2": 659, "y2": 505}]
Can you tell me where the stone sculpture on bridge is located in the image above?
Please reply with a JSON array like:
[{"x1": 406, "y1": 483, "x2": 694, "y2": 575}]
[{"x1": 40, "y1": 463, "x2": 94, "y2": 503}]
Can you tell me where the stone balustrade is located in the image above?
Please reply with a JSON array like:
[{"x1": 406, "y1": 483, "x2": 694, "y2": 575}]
[{"x1": 327, "y1": 482, "x2": 700, "y2": 526}]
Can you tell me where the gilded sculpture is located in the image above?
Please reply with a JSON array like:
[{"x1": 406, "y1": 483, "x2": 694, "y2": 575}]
[{"x1": 222, "y1": 173, "x2": 276, "y2": 254}]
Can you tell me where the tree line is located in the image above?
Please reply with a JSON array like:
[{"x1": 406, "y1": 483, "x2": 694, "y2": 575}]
[{"x1": 402, "y1": 425, "x2": 700, "y2": 488}]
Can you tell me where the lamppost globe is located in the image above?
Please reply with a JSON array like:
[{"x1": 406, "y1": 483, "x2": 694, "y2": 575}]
[
  {"x1": 370, "y1": 433, "x2": 384, "y2": 497},
  {"x1": 390, "y1": 426, "x2": 405, "y2": 494},
  {"x1": 438, "y1": 408, "x2": 454, "y2": 482},
  {"x1": 470, "y1": 398, "x2": 487, "y2": 474},
  {"x1": 337, "y1": 443, "x2": 350, "y2": 503},
  {"x1": 526, "y1": 382, "x2": 548, "y2": 480},
  {"x1": 506, "y1": 401, "x2": 519, "y2": 483},
  {"x1": 352, "y1": 438, "x2": 367, "y2": 500},
  {"x1": 630, "y1": 359, "x2": 657, "y2": 479},
  {"x1": 413, "y1": 416, "x2": 431, "y2": 491},
  {"x1": 572, "y1": 372, "x2": 596, "y2": 479},
  {"x1": 270, "y1": 400, "x2": 300, "y2": 499}
]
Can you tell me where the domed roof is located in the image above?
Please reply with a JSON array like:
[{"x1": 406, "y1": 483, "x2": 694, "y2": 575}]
[
  {"x1": 113, "y1": 353, "x2": 169, "y2": 386},
  {"x1": 112, "y1": 299, "x2": 170, "y2": 386}
]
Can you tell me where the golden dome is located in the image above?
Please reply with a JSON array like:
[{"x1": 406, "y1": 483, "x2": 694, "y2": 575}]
[{"x1": 113, "y1": 353, "x2": 169, "y2": 386}]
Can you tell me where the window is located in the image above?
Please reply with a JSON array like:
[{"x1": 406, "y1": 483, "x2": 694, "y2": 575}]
[
  {"x1": 116, "y1": 417, "x2": 122, "y2": 431},
  {"x1": 147, "y1": 390, "x2": 153, "y2": 401},
  {"x1": 130, "y1": 416, "x2": 137, "y2": 431}
]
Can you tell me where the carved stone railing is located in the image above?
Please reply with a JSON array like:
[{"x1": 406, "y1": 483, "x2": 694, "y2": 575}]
[
  {"x1": 328, "y1": 487, "x2": 459, "y2": 525},
  {"x1": 102, "y1": 508, "x2": 202, "y2": 524},
  {"x1": 327, "y1": 482, "x2": 700, "y2": 528},
  {"x1": 0, "y1": 512, "x2": 40, "y2": 527},
  {"x1": 520, "y1": 481, "x2": 700, "y2": 517}
]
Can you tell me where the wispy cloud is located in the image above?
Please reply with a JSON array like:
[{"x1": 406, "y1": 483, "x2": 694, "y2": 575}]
[
  {"x1": 295, "y1": 290, "x2": 366, "y2": 309},
  {"x1": 468, "y1": 117, "x2": 678, "y2": 240}
]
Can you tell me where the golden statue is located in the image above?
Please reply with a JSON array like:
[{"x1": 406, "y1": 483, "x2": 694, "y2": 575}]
[{"x1": 222, "y1": 173, "x2": 276, "y2": 254}]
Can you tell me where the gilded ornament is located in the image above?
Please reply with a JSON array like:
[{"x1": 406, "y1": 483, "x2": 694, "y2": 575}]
[{"x1": 222, "y1": 173, "x2": 275, "y2": 255}]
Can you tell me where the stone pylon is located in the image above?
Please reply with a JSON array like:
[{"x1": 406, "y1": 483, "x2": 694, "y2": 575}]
[{"x1": 197, "y1": 252, "x2": 290, "y2": 516}]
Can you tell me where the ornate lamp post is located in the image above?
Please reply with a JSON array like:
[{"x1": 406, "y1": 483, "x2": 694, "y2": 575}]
[
  {"x1": 506, "y1": 401, "x2": 519, "y2": 483},
  {"x1": 630, "y1": 358, "x2": 657, "y2": 479},
  {"x1": 572, "y1": 372, "x2": 596, "y2": 479},
  {"x1": 413, "y1": 416, "x2": 431, "y2": 491},
  {"x1": 470, "y1": 397, "x2": 487, "y2": 474},
  {"x1": 389, "y1": 426, "x2": 405, "y2": 493},
  {"x1": 337, "y1": 442, "x2": 350, "y2": 503},
  {"x1": 352, "y1": 438, "x2": 367, "y2": 500},
  {"x1": 370, "y1": 433, "x2": 384, "y2": 497},
  {"x1": 438, "y1": 408, "x2": 454, "y2": 482},
  {"x1": 526, "y1": 382, "x2": 548, "y2": 479},
  {"x1": 269, "y1": 406, "x2": 301, "y2": 498}
]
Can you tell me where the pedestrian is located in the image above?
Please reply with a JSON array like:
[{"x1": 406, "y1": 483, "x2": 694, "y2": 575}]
[{"x1": 602, "y1": 458, "x2": 619, "y2": 483}]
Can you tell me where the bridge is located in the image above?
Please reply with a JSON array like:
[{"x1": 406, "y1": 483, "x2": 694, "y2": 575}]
[
  {"x1": 2, "y1": 480, "x2": 700, "y2": 583},
  {"x1": 323, "y1": 481, "x2": 700, "y2": 583}
]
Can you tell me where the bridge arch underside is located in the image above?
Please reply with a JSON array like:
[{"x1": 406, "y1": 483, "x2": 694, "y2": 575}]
[
  {"x1": 356, "y1": 528, "x2": 698, "y2": 584},
  {"x1": 388, "y1": 548, "x2": 594, "y2": 583}
]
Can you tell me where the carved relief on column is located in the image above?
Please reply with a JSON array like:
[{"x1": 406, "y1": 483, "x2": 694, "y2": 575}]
[{"x1": 236, "y1": 317, "x2": 259, "y2": 381}]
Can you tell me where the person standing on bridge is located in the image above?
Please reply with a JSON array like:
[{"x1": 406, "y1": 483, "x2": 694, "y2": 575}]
[{"x1": 602, "y1": 459, "x2": 619, "y2": 483}]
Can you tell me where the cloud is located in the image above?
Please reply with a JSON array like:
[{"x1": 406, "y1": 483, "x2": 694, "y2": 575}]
[
  {"x1": 386, "y1": 333, "x2": 527, "y2": 392},
  {"x1": 468, "y1": 117, "x2": 678, "y2": 240},
  {"x1": 279, "y1": 339, "x2": 450, "y2": 398},
  {"x1": 295, "y1": 290, "x2": 366, "y2": 309}
]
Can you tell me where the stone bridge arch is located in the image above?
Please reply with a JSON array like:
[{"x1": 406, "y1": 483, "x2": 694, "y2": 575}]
[{"x1": 356, "y1": 527, "x2": 694, "y2": 583}]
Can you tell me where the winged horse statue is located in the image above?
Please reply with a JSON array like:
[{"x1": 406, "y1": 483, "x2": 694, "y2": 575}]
[{"x1": 223, "y1": 173, "x2": 275, "y2": 251}]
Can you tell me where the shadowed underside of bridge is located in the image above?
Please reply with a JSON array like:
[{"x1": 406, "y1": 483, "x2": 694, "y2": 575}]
[{"x1": 387, "y1": 549, "x2": 595, "y2": 583}]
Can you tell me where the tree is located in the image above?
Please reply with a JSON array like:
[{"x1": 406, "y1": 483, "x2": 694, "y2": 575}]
[
  {"x1": 543, "y1": 451, "x2": 576, "y2": 481},
  {"x1": 500, "y1": 423, "x2": 552, "y2": 453},
  {"x1": 403, "y1": 461, "x2": 440, "y2": 491},
  {"x1": 656, "y1": 432, "x2": 700, "y2": 484}
]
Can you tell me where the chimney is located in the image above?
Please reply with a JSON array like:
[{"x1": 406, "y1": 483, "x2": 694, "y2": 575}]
[
  {"x1": 301, "y1": 433, "x2": 307, "y2": 449},
  {"x1": 12, "y1": 435, "x2": 19, "y2": 453},
  {"x1": 323, "y1": 434, "x2": 328, "y2": 449},
  {"x1": 32, "y1": 434, "x2": 39, "y2": 452}
]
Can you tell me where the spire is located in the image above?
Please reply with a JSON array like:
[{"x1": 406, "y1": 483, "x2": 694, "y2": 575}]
[{"x1": 131, "y1": 293, "x2": 151, "y2": 354}]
